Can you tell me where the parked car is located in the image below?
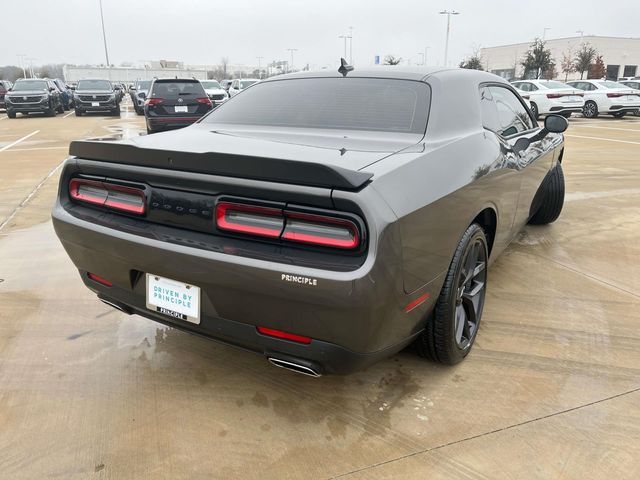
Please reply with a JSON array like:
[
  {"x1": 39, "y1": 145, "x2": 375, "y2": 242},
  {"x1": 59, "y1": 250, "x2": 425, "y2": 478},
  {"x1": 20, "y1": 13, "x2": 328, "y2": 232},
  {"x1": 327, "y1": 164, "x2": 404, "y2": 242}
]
[
  {"x1": 53, "y1": 78, "x2": 73, "y2": 110},
  {"x1": 511, "y1": 80, "x2": 584, "y2": 119},
  {"x1": 130, "y1": 79, "x2": 152, "y2": 115},
  {"x1": 620, "y1": 80, "x2": 640, "y2": 116},
  {"x1": 200, "y1": 80, "x2": 229, "y2": 107},
  {"x1": 513, "y1": 87, "x2": 532, "y2": 110},
  {"x1": 144, "y1": 78, "x2": 213, "y2": 134},
  {"x1": 53, "y1": 67, "x2": 568, "y2": 376},
  {"x1": 221, "y1": 79, "x2": 233, "y2": 91},
  {"x1": 566, "y1": 79, "x2": 640, "y2": 118},
  {"x1": 5, "y1": 78, "x2": 64, "y2": 118},
  {"x1": 74, "y1": 79, "x2": 120, "y2": 116},
  {"x1": 228, "y1": 78, "x2": 259, "y2": 97},
  {"x1": 113, "y1": 83, "x2": 124, "y2": 101},
  {"x1": 0, "y1": 80, "x2": 13, "y2": 110}
]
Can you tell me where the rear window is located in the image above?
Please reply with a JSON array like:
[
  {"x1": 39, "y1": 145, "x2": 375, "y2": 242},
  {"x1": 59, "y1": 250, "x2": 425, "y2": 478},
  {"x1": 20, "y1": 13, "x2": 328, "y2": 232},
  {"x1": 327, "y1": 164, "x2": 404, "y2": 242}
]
[
  {"x1": 201, "y1": 80, "x2": 221, "y2": 89},
  {"x1": 598, "y1": 81, "x2": 629, "y2": 89},
  {"x1": 137, "y1": 80, "x2": 151, "y2": 89},
  {"x1": 539, "y1": 81, "x2": 571, "y2": 89},
  {"x1": 151, "y1": 80, "x2": 206, "y2": 98},
  {"x1": 77, "y1": 80, "x2": 112, "y2": 91},
  {"x1": 203, "y1": 77, "x2": 430, "y2": 134}
]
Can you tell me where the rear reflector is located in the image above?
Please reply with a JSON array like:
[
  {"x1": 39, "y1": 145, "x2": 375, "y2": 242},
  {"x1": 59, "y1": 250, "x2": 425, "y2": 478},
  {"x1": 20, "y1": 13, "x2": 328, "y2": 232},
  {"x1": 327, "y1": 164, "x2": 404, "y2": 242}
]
[
  {"x1": 257, "y1": 327, "x2": 312, "y2": 344},
  {"x1": 87, "y1": 272, "x2": 112, "y2": 287},
  {"x1": 282, "y1": 212, "x2": 359, "y2": 249},
  {"x1": 215, "y1": 201, "x2": 362, "y2": 250},
  {"x1": 404, "y1": 293, "x2": 430, "y2": 313},
  {"x1": 69, "y1": 178, "x2": 146, "y2": 215},
  {"x1": 216, "y1": 201, "x2": 283, "y2": 238}
]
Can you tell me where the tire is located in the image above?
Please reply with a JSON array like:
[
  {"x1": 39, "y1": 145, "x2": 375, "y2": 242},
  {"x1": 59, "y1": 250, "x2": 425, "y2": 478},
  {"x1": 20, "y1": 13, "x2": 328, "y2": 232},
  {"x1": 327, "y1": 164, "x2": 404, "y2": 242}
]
[
  {"x1": 560, "y1": 112, "x2": 572, "y2": 118},
  {"x1": 415, "y1": 223, "x2": 488, "y2": 365},
  {"x1": 612, "y1": 112, "x2": 626, "y2": 118},
  {"x1": 146, "y1": 126, "x2": 154, "y2": 134},
  {"x1": 74, "y1": 109, "x2": 83, "y2": 117},
  {"x1": 112, "y1": 105, "x2": 121, "y2": 116},
  {"x1": 583, "y1": 101, "x2": 598, "y2": 118},
  {"x1": 529, "y1": 163, "x2": 565, "y2": 225},
  {"x1": 57, "y1": 103, "x2": 64, "y2": 114},
  {"x1": 530, "y1": 102, "x2": 539, "y2": 120},
  {"x1": 7, "y1": 110, "x2": 16, "y2": 118},
  {"x1": 46, "y1": 102, "x2": 56, "y2": 117}
]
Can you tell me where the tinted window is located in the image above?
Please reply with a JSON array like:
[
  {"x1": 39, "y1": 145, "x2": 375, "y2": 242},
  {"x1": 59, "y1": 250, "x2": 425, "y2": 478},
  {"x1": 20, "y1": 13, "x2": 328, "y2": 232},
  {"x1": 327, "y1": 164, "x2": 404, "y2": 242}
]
[
  {"x1": 150, "y1": 80, "x2": 205, "y2": 98},
  {"x1": 488, "y1": 86, "x2": 534, "y2": 137},
  {"x1": 539, "y1": 81, "x2": 571, "y2": 89},
  {"x1": 597, "y1": 80, "x2": 629, "y2": 89},
  {"x1": 13, "y1": 80, "x2": 48, "y2": 91},
  {"x1": 240, "y1": 80, "x2": 257, "y2": 89},
  {"x1": 77, "y1": 80, "x2": 112, "y2": 91},
  {"x1": 514, "y1": 82, "x2": 528, "y2": 92},
  {"x1": 204, "y1": 78, "x2": 430, "y2": 134},
  {"x1": 137, "y1": 80, "x2": 151, "y2": 90},
  {"x1": 201, "y1": 80, "x2": 221, "y2": 89}
]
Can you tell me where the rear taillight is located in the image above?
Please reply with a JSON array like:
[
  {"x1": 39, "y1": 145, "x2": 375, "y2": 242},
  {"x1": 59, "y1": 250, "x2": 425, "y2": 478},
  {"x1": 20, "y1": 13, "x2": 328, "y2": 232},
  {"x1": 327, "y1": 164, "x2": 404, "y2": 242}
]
[
  {"x1": 216, "y1": 201, "x2": 283, "y2": 238},
  {"x1": 546, "y1": 93, "x2": 563, "y2": 99},
  {"x1": 607, "y1": 92, "x2": 624, "y2": 98},
  {"x1": 145, "y1": 97, "x2": 163, "y2": 106},
  {"x1": 282, "y1": 212, "x2": 359, "y2": 249},
  {"x1": 196, "y1": 97, "x2": 212, "y2": 105},
  {"x1": 69, "y1": 178, "x2": 146, "y2": 215},
  {"x1": 257, "y1": 327, "x2": 312, "y2": 344},
  {"x1": 215, "y1": 201, "x2": 362, "y2": 250}
]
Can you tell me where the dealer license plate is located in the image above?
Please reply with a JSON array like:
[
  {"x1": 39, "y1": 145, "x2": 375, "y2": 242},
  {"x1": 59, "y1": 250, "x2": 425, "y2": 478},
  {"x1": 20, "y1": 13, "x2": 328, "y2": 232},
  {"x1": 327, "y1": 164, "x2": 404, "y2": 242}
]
[
  {"x1": 174, "y1": 106, "x2": 188, "y2": 113},
  {"x1": 146, "y1": 273, "x2": 200, "y2": 324},
  {"x1": 91, "y1": 102, "x2": 99, "y2": 107}
]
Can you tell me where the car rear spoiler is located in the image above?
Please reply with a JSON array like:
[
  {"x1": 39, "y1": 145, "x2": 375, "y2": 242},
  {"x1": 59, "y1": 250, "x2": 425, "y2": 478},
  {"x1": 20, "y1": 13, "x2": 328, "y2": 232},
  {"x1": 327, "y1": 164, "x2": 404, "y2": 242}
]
[{"x1": 68, "y1": 140, "x2": 373, "y2": 190}]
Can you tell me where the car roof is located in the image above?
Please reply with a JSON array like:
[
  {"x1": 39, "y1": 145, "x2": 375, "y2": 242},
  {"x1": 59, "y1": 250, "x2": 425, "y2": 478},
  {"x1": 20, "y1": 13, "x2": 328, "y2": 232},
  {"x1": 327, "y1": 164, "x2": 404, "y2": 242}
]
[{"x1": 261, "y1": 66, "x2": 504, "y2": 85}]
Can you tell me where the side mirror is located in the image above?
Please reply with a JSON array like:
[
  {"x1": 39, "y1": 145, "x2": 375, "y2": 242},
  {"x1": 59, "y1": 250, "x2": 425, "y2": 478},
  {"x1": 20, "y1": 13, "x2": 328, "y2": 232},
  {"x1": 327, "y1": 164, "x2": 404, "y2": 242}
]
[
  {"x1": 544, "y1": 114, "x2": 568, "y2": 133},
  {"x1": 130, "y1": 86, "x2": 136, "y2": 90}
]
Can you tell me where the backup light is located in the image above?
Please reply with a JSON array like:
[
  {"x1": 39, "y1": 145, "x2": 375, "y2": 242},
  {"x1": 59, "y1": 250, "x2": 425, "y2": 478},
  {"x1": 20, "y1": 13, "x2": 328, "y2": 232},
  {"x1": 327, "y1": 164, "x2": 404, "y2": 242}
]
[{"x1": 69, "y1": 178, "x2": 146, "y2": 215}]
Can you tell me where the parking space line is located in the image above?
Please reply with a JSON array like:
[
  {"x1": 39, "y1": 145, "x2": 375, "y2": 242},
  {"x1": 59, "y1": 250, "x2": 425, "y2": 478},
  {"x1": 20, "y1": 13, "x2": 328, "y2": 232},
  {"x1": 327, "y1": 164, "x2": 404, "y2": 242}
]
[
  {"x1": 0, "y1": 130, "x2": 39, "y2": 152},
  {"x1": 5, "y1": 146, "x2": 68, "y2": 152},
  {"x1": 571, "y1": 124, "x2": 640, "y2": 132},
  {"x1": 63, "y1": 111, "x2": 75, "y2": 118},
  {"x1": 565, "y1": 134, "x2": 640, "y2": 145}
]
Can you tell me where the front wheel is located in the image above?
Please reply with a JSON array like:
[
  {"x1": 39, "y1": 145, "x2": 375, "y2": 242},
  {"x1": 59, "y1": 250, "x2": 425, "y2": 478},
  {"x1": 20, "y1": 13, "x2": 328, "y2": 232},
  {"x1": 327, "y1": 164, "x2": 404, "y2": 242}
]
[
  {"x1": 7, "y1": 110, "x2": 16, "y2": 118},
  {"x1": 112, "y1": 105, "x2": 121, "y2": 116},
  {"x1": 74, "y1": 109, "x2": 83, "y2": 116},
  {"x1": 529, "y1": 163, "x2": 565, "y2": 225},
  {"x1": 583, "y1": 101, "x2": 598, "y2": 118},
  {"x1": 560, "y1": 112, "x2": 572, "y2": 118},
  {"x1": 57, "y1": 103, "x2": 64, "y2": 114},
  {"x1": 530, "y1": 102, "x2": 539, "y2": 120},
  {"x1": 415, "y1": 223, "x2": 488, "y2": 365}
]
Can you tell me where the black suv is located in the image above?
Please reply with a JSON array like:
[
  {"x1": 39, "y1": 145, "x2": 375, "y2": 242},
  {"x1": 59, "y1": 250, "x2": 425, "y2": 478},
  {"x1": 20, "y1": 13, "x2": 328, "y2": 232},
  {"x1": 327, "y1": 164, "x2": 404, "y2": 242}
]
[
  {"x1": 144, "y1": 78, "x2": 212, "y2": 134},
  {"x1": 5, "y1": 78, "x2": 64, "y2": 118},
  {"x1": 74, "y1": 79, "x2": 120, "y2": 116},
  {"x1": 0, "y1": 80, "x2": 13, "y2": 110}
]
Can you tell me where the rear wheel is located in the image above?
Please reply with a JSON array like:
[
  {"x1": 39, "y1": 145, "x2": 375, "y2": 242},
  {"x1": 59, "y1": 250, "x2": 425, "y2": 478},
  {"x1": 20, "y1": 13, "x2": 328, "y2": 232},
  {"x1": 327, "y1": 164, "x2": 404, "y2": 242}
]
[
  {"x1": 560, "y1": 112, "x2": 572, "y2": 118},
  {"x1": 530, "y1": 102, "x2": 539, "y2": 120},
  {"x1": 583, "y1": 101, "x2": 598, "y2": 118},
  {"x1": 415, "y1": 223, "x2": 488, "y2": 365},
  {"x1": 612, "y1": 112, "x2": 626, "y2": 118},
  {"x1": 529, "y1": 163, "x2": 565, "y2": 225},
  {"x1": 74, "y1": 109, "x2": 83, "y2": 117}
]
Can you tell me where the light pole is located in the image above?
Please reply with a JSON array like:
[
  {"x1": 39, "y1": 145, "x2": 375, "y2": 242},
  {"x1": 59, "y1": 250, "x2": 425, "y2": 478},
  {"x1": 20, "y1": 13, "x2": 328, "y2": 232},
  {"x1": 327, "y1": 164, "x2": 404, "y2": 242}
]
[
  {"x1": 349, "y1": 26, "x2": 354, "y2": 64},
  {"x1": 256, "y1": 56, "x2": 263, "y2": 78},
  {"x1": 417, "y1": 52, "x2": 425, "y2": 65},
  {"x1": 425, "y1": 46, "x2": 430, "y2": 66},
  {"x1": 576, "y1": 30, "x2": 584, "y2": 38},
  {"x1": 286, "y1": 48, "x2": 298, "y2": 72},
  {"x1": 542, "y1": 27, "x2": 551, "y2": 40},
  {"x1": 17, "y1": 54, "x2": 27, "y2": 78},
  {"x1": 98, "y1": 0, "x2": 110, "y2": 67},
  {"x1": 26, "y1": 57, "x2": 36, "y2": 78},
  {"x1": 439, "y1": 10, "x2": 460, "y2": 67},
  {"x1": 338, "y1": 35, "x2": 348, "y2": 59}
]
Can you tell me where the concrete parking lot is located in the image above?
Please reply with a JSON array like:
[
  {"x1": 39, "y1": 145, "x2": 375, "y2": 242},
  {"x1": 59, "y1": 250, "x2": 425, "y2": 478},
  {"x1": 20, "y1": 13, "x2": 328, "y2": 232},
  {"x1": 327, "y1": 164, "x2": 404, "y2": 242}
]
[{"x1": 0, "y1": 106, "x2": 639, "y2": 479}]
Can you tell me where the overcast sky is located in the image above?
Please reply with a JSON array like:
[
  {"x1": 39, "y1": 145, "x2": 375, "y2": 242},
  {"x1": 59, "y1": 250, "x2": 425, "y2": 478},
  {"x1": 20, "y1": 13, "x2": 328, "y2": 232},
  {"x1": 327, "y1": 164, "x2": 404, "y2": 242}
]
[{"x1": 1, "y1": 0, "x2": 638, "y2": 69}]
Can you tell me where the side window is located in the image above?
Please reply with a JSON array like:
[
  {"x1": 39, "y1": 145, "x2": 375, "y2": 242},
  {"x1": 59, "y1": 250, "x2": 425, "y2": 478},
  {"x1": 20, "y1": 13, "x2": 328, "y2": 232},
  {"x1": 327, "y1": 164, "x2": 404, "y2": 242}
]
[
  {"x1": 479, "y1": 87, "x2": 501, "y2": 133},
  {"x1": 529, "y1": 83, "x2": 539, "y2": 91},
  {"x1": 488, "y1": 86, "x2": 535, "y2": 137},
  {"x1": 587, "y1": 83, "x2": 597, "y2": 91},
  {"x1": 515, "y1": 83, "x2": 528, "y2": 92}
]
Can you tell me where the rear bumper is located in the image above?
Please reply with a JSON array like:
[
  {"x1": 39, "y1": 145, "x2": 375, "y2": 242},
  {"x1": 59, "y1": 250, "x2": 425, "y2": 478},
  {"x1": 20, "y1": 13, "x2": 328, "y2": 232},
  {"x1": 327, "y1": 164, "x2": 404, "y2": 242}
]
[
  {"x1": 608, "y1": 105, "x2": 640, "y2": 113},
  {"x1": 52, "y1": 195, "x2": 437, "y2": 374},
  {"x1": 146, "y1": 115, "x2": 201, "y2": 130}
]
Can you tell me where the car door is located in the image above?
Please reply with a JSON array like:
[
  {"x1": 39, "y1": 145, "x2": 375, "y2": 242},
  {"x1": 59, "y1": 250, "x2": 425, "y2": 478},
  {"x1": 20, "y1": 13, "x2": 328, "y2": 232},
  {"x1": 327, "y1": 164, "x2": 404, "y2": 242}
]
[{"x1": 484, "y1": 85, "x2": 555, "y2": 229}]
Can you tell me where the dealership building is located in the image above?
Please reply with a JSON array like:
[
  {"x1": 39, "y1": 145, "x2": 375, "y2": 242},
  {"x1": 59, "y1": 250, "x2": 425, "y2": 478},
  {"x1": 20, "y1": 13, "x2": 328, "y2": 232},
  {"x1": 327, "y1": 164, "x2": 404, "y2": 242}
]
[
  {"x1": 480, "y1": 35, "x2": 640, "y2": 81},
  {"x1": 62, "y1": 64, "x2": 208, "y2": 84}
]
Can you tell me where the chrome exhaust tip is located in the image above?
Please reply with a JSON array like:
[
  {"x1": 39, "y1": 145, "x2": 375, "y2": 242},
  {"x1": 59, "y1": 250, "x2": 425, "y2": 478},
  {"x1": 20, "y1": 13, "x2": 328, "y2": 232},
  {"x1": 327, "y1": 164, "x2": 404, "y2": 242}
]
[
  {"x1": 268, "y1": 357, "x2": 322, "y2": 377},
  {"x1": 99, "y1": 298, "x2": 131, "y2": 315}
]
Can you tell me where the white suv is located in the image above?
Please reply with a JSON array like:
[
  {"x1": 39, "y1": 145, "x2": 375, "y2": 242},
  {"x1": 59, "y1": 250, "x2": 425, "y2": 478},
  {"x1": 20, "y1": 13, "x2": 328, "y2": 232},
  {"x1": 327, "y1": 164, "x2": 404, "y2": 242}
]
[
  {"x1": 566, "y1": 80, "x2": 640, "y2": 118},
  {"x1": 511, "y1": 80, "x2": 584, "y2": 119},
  {"x1": 228, "y1": 78, "x2": 259, "y2": 97}
]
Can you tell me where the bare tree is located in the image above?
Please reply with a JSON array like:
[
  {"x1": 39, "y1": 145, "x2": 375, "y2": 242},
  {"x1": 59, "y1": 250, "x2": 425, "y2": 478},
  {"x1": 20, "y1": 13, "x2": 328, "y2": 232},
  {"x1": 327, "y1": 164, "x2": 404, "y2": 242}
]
[
  {"x1": 220, "y1": 57, "x2": 229, "y2": 78},
  {"x1": 574, "y1": 43, "x2": 597, "y2": 79},
  {"x1": 383, "y1": 55, "x2": 402, "y2": 65},
  {"x1": 588, "y1": 54, "x2": 606, "y2": 79},
  {"x1": 560, "y1": 50, "x2": 576, "y2": 81}
]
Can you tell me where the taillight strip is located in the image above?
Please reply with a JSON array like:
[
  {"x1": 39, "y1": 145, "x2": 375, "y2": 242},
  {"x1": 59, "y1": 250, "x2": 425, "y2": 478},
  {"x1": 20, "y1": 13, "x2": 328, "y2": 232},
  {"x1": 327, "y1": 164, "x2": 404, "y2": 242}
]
[
  {"x1": 282, "y1": 211, "x2": 360, "y2": 249},
  {"x1": 216, "y1": 201, "x2": 284, "y2": 238},
  {"x1": 69, "y1": 178, "x2": 146, "y2": 215}
]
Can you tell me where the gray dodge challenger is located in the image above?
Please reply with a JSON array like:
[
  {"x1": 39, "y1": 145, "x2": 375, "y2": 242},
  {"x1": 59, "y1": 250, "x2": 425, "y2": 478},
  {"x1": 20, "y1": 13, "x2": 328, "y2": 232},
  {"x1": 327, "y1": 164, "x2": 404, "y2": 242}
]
[{"x1": 52, "y1": 65, "x2": 568, "y2": 376}]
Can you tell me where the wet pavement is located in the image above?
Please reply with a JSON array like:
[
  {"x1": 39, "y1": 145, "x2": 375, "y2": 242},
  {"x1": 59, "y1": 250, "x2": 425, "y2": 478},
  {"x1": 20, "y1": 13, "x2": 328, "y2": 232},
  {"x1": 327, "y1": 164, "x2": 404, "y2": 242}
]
[{"x1": 0, "y1": 105, "x2": 639, "y2": 479}]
